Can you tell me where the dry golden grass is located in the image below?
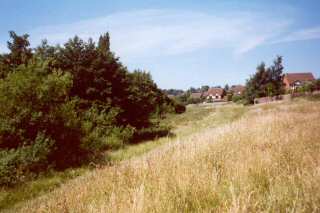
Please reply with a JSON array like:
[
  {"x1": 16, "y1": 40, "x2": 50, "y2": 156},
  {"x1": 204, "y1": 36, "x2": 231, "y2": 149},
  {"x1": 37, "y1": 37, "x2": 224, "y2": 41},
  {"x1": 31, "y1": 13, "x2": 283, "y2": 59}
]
[{"x1": 10, "y1": 100, "x2": 320, "y2": 212}]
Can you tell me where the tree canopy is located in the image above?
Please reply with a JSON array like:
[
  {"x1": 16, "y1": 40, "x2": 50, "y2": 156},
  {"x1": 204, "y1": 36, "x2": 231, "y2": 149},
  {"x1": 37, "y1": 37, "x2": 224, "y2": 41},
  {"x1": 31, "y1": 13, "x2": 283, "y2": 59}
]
[
  {"x1": 244, "y1": 56, "x2": 285, "y2": 104},
  {"x1": 0, "y1": 31, "x2": 184, "y2": 185}
]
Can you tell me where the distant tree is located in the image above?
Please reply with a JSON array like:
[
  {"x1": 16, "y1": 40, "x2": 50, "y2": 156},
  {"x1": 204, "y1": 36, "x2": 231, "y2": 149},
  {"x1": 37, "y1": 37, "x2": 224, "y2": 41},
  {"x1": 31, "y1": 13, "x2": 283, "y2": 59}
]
[
  {"x1": 201, "y1": 85, "x2": 209, "y2": 92},
  {"x1": 313, "y1": 79, "x2": 320, "y2": 91},
  {"x1": 244, "y1": 56, "x2": 285, "y2": 104},
  {"x1": 222, "y1": 84, "x2": 230, "y2": 97},
  {"x1": 6, "y1": 31, "x2": 33, "y2": 68},
  {"x1": 266, "y1": 56, "x2": 285, "y2": 96},
  {"x1": 244, "y1": 62, "x2": 270, "y2": 104},
  {"x1": 98, "y1": 33, "x2": 110, "y2": 54},
  {"x1": 224, "y1": 84, "x2": 229, "y2": 92},
  {"x1": 34, "y1": 39, "x2": 57, "y2": 61},
  {"x1": 188, "y1": 87, "x2": 197, "y2": 93},
  {"x1": 163, "y1": 89, "x2": 184, "y2": 96}
]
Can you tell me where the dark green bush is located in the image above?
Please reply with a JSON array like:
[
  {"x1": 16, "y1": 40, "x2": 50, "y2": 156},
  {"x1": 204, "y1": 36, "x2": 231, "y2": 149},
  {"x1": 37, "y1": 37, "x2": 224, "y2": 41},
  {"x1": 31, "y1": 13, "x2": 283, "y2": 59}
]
[
  {"x1": 174, "y1": 102, "x2": 186, "y2": 114},
  {"x1": 81, "y1": 105, "x2": 134, "y2": 151},
  {"x1": 0, "y1": 32, "x2": 184, "y2": 186},
  {"x1": 232, "y1": 95, "x2": 244, "y2": 103},
  {"x1": 0, "y1": 133, "x2": 53, "y2": 186},
  {"x1": 0, "y1": 63, "x2": 85, "y2": 169},
  {"x1": 132, "y1": 124, "x2": 171, "y2": 143}
]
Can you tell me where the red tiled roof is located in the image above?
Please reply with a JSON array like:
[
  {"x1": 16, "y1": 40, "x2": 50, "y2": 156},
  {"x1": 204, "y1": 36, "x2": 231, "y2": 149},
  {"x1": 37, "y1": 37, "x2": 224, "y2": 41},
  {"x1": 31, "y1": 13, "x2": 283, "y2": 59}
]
[
  {"x1": 230, "y1": 85, "x2": 245, "y2": 94},
  {"x1": 205, "y1": 87, "x2": 224, "y2": 96},
  {"x1": 284, "y1": 73, "x2": 315, "y2": 84}
]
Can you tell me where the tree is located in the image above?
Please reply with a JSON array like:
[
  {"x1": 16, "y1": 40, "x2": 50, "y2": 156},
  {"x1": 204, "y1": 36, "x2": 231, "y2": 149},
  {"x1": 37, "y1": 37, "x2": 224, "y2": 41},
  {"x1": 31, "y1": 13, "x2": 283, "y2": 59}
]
[
  {"x1": 244, "y1": 56, "x2": 284, "y2": 104},
  {"x1": 313, "y1": 79, "x2": 320, "y2": 91},
  {"x1": 0, "y1": 31, "x2": 183, "y2": 185},
  {"x1": 266, "y1": 56, "x2": 284, "y2": 96},
  {"x1": 98, "y1": 33, "x2": 110, "y2": 55},
  {"x1": 188, "y1": 87, "x2": 197, "y2": 93},
  {"x1": 201, "y1": 85, "x2": 209, "y2": 92},
  {"x1": 0, "y1": 62, "x2": 84, "y2": 168},
  {"x1": 6, "y1": 31, "x2": 33, "y2": 68},
  {"x1": 224, "y1": 84, "x2": 229, "y2": 92}
]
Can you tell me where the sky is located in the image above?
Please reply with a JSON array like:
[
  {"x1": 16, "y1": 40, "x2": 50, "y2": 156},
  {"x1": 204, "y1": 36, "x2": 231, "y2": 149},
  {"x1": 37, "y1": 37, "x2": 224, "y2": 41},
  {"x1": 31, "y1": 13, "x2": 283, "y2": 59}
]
[{"x1": 1, "y1": 0, "x2": 320, "y2": 89}]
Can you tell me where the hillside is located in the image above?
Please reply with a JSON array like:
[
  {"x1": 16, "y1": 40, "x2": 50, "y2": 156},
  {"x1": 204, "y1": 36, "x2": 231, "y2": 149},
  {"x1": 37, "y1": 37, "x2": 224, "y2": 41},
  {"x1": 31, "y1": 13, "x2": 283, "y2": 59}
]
[{"x1": 7, "y1": 99, "x2": 320, "y2": 212}]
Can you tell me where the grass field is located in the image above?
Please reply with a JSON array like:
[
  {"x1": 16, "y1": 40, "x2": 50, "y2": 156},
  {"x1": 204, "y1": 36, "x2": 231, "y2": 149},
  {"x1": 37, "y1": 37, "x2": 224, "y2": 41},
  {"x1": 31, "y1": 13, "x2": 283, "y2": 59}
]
[{"x1": 4, "y1": 99, "x2": 320, "y2": 212}]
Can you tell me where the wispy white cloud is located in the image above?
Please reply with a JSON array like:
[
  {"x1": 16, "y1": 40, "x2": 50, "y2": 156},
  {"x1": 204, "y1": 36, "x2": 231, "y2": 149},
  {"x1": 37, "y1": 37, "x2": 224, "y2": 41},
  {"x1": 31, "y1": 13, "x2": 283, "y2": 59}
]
[
  {"x1": 26, "y1": 9, "x2": 293, "y2": 58},
  {"x1": 272, "y1": 26, "x2": 320, "y2": 43}
]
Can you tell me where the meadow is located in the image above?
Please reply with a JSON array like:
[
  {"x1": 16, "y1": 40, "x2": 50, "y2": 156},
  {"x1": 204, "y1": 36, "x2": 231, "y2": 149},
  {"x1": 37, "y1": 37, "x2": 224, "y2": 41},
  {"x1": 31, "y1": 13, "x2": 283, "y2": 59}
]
[{"x1": 4, "y1": 98, "x2": 320, "y2": 212}]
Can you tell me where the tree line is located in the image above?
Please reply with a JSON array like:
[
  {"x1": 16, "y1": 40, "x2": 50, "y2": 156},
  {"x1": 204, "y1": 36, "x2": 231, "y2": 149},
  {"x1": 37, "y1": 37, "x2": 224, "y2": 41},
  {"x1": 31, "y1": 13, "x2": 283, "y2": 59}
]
[
  {"x1": 0, "y1": 31, "x2": 185, "y2": 186},
  {"x1": 244, "y1": 56, "x2": 320, "y2": 104}
]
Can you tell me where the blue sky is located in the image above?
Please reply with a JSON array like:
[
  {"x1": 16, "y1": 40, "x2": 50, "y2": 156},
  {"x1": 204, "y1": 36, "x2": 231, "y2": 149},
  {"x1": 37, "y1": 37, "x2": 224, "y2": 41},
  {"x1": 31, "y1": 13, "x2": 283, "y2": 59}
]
[{"x1": 1, "y1": 0, "x2": 320, "y2": 89}]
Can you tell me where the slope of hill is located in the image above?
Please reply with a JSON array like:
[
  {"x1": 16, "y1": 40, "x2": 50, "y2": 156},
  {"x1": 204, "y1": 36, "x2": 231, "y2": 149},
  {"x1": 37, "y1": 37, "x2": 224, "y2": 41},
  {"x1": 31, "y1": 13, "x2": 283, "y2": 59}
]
[{"x1": 8, "y1": 99, "x2": 320, "y2": 212}]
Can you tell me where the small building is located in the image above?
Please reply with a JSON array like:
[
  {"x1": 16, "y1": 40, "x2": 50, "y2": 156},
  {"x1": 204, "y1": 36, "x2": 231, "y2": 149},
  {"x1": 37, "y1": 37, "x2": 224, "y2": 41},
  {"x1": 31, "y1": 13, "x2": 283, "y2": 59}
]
[
  {"x1": 190, "y1": 92, "x2": 202, "y2": 99},
  {"x1": 204, "y1": 87, "x2": 224, "y2": 101},
  {"x1": 283, "y1": 73, "x2": 315, "y2": 90},
  {"x1": 230, "y1": 85, "x2": 245, "y2": 96}
]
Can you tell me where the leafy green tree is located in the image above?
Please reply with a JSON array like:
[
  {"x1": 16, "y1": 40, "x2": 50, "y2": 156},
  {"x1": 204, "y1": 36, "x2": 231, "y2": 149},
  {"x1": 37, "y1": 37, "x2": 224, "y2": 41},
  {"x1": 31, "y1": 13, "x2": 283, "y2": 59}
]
[
  {"x1": 244, "y1": 56, "x2": 285, "y2": 104},
  {"x1": 0, "y1": 62, "x2": 84, "y2": 168},
  {"x1": 266, "y1": 56, "x2": 284, "y2": 96},
  {"x1": 34, "y1": 39, "x2": 57, "y2": 61},
  {"x1": 224, "y1": 84, "x2": 229, "y2": 92},
  {"x1": 5, "y1": 31, "x2": 33, "y2": 68},
  {"x1": 124, "y1": 70, "x2": 165, "y2": 127},
  {"x1": 312, "y1": 79, "x2": 320, "y2": 91},
  {"x1": 201, "y1": 85, "x2": 209, "y2": 92},
  {"x1": 0, "y1": 31, "x2": 183, "y2": 185},
  {"x1": 98, "y1": 33, "x2": 110, "y2": 54}
]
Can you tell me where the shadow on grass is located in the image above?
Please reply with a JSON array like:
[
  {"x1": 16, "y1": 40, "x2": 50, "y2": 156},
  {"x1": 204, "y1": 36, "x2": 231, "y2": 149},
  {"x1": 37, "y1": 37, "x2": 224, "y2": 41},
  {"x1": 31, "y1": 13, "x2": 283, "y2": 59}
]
[
  {"x1": 0, "y1": 126, "x2": 176, "y2": 211},
  {"x1": 131, "y1": 126, "x2": 176, "y2": 144}
]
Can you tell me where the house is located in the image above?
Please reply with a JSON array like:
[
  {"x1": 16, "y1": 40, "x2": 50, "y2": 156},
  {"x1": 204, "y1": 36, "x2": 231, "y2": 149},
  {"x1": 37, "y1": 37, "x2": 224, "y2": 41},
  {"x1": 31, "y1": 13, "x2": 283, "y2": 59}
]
[
  {"x1": 283, "y1": 73, "x2": 315, "y2": 90},
  {"x1": 190, "y1": 92, "x2": 202, "y2": 99},
  {"x1": 204, "y1": 87, "x2": 224, "y2": 101},
  {"x1": 230, "y1": 85, "x2": 245, "y2": 96}
]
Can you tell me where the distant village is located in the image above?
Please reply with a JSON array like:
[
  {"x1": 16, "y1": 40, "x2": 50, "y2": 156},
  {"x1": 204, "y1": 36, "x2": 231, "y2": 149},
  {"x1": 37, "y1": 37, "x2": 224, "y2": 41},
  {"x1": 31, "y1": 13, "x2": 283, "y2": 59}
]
[{"x1": 164, "y1": 72, "x2": 318, "y2": 105}]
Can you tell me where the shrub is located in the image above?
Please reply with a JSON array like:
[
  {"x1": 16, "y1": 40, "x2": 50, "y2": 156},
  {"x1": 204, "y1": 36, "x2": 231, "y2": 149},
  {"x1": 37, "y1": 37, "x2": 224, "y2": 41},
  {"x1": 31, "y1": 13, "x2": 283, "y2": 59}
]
[
  {"x1": 81, "y1": 105, "x2": 134, "y2": 151},
  {"x1": 0, "y1": 133, "x2": 54, "y2": 186},
  {"x1": 0, "y1": 62, "x2": 85, "y2": 171},
  {"x1": 174, "y1": 102, "x2": 186, "y2": 114},
  {"x1": 132, "y1": 124, "x2": 171, "y2": 143},
  {"x1": 232, "y1": 95, "x2": 244, "y2": 103}
]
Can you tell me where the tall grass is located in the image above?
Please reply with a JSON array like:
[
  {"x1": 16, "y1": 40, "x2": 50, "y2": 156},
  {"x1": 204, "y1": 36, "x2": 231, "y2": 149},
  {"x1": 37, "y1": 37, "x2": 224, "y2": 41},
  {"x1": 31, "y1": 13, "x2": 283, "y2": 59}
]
[
  {"x1": 0, "y1": 103, "x2": 245, "y2": 211},
  {"x1": 9, "y1": 100, "x2": 320, "y2": 212}
]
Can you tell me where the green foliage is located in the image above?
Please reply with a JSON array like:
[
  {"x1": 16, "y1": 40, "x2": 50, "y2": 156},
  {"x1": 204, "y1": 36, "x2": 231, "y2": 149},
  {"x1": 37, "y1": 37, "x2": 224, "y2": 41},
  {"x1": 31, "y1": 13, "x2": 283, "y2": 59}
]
[
  {"x1": 0, "y1": 133, "x2": 54, "y2": 186},
  {"x1": 244, "y1": 56, "x2": 285, "y2": 104},
  {"x1": 313, "y1": 79, "x2": 320, "y2": 91},
  {"x1": 232, "y1": 94, "x2": 244, "y2": 103},
  {"x1": 201, "y1": 85, "x2": 209, "y2": 92},
  {"x1": 81, "y1": 105, "x2": 134, "y2": 151},
  {"x1": 0, "y1": 31, "x2": 33, "y2": 74},
  {"x1": 0, "y1": 63, "x2": 86, "y2": 169},
  {"x1": 0, "y1": 31, "x2": 181, "y2": 186},
  {"x1": 297, "y1": 82, "x2": 314, "y2": 93},
  {"x1": 174, "y1": 102, "x2": 186, "y2": 114}
]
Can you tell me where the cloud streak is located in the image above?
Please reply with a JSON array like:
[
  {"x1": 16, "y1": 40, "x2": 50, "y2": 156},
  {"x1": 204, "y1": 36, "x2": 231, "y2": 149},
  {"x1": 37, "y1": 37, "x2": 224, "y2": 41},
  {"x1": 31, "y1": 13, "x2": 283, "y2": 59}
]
[
  {"x1": 2, "y1": 9, "x2": 320, "y2": 58},
  {"x1": 272, "y1": 26, "x2": 320, "y2": 43},
  {"x1": 26, "y1": 9, "x2": 295, "y2": 59}
]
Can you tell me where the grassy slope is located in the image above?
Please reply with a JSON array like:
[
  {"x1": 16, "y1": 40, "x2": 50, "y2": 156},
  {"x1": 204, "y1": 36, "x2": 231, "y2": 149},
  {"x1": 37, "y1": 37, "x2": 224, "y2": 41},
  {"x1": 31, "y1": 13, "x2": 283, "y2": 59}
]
[
  {"x1": 7, "y1": 99, "x2": 320, "y2": 212},
  {"x1": 0, "y1": 103, "x2": 245, "y2": 211}
]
